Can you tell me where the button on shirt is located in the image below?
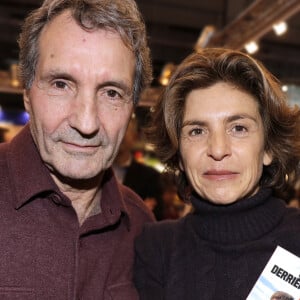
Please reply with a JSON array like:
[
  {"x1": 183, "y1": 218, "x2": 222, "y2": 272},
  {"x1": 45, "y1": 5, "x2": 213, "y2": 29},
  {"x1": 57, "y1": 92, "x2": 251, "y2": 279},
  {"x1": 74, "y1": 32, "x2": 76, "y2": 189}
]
[{"x1": 0, "y1": 125, "x2": 154, "y2": 299}]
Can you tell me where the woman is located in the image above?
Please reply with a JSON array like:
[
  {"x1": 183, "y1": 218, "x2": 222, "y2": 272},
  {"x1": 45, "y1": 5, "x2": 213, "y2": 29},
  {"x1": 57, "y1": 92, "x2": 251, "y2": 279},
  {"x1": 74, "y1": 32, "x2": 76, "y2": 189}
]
[{"x1": 134, "y1": 48, "x2": 300, "y2": 299}]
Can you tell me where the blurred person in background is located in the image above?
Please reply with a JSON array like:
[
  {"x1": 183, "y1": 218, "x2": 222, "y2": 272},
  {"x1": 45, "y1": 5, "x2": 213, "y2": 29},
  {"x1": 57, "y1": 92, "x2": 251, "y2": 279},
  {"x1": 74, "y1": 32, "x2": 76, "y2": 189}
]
[
  {"x1": 160, "y1": 172, "x2": 188, "y2": 219},
  {"x1": 0, "y1": 0, "x2": 154, "y2": 299},
  {"x1": 134, "y1": 48, "x2": 300, "y2": 299},
  {"x1": 113, "y1": 116, "x2": 164, "y2": 220}
]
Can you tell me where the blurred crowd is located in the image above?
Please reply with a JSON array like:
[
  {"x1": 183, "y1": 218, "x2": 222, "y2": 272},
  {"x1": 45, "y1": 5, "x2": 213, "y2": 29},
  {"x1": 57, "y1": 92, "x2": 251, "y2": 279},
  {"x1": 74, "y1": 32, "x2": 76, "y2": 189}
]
[{"x1": 112, "y1": 116, "x2": 191, "y2": 221}]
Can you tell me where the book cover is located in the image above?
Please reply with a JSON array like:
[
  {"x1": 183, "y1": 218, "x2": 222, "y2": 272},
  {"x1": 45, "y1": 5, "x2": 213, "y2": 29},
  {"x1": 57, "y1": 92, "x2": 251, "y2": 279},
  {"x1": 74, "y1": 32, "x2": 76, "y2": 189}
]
[{"x1": 247, "y1": 246, "x2": 300, "y2": 299}]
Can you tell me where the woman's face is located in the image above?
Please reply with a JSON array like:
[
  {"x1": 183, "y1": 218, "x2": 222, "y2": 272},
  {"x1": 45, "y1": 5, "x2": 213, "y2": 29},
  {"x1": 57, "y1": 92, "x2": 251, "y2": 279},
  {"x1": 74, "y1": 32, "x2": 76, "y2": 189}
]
[{"x1": 179, "y1": 82, "x2": 272, "y2": 205}]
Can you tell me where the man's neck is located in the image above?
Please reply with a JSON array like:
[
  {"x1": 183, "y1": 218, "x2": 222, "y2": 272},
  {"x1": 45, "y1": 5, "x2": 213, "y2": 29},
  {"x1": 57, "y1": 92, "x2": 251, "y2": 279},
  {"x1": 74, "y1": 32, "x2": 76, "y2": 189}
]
[
  {"x1": 67, "y1": 188, "x2": 102, "y2": 225},
  {"x1": 114, "y1": 151, "x2": 133, "y2": 167},
  {"x1": 50, "y1": 173, "x2": 103, "y2": 225}
]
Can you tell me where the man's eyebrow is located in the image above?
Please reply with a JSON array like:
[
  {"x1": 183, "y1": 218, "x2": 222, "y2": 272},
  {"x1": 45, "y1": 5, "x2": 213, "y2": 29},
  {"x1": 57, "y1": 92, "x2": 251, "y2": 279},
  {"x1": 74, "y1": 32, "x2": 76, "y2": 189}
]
[
  {"x1": 38, "y1": 71, "x2": 133, "y2": 96},
  {"x1": 97, "y1": 80, "x2": 133, "y2": 97},
  {"x1": 39, "y1": 70, "x2": 76, "y2": 82}
]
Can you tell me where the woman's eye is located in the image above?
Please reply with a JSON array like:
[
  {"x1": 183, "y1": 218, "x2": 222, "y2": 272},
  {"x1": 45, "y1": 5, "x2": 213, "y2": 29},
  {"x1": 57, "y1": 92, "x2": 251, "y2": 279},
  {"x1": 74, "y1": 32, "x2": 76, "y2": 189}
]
[
  {"x1": 230, "y1": 124, "x2": 250, "y2": 137},
  {"x1": 190, "y1": 128, "x2": 203, "y2": 136}
]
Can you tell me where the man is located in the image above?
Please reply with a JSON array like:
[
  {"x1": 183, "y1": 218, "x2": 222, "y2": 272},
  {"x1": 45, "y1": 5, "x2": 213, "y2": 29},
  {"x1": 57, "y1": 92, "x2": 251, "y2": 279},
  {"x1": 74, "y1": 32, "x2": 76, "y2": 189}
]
[
  {"x1": 0, "y1": 0, "x2": 154, "y2": 299},
  {"x1": 270, "y1": 291, "x2": 294, "y2": 300}
]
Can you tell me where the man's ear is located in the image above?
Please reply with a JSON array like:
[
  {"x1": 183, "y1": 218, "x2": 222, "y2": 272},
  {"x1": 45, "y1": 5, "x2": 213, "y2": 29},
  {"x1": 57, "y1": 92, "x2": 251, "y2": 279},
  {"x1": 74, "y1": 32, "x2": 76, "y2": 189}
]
[
  {"x1": 23, "y1": 89, "x2": 31, "y2": 113},
  {"x1": 263, "y1": 151, "x2": 273, "y2": 166}
]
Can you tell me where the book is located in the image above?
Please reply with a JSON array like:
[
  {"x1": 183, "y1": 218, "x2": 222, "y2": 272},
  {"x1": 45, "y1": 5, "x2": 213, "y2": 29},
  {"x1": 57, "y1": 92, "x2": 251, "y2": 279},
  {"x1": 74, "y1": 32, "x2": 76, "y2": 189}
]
[{"x1": 247, "y1": 246, "x2": 300, "y2": 299}]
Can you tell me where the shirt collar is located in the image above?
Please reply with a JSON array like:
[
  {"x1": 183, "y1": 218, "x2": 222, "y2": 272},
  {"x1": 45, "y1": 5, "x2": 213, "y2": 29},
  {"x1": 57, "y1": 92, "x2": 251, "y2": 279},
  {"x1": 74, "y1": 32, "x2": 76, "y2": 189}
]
[
  {"x1": 97, "y1": 168, "x2": 131, "y2": 231},
  {"x1": 7, "y1": 125, "x2": 131, "y2": 229},
  {"x1": 7, "y1": 125, "x2": 59, "y2": 209}
]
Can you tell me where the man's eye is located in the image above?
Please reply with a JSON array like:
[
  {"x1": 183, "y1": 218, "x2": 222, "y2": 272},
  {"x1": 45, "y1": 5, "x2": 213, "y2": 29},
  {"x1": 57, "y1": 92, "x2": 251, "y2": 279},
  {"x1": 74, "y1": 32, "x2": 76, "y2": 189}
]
[
  {"x1": 233, "y1": 125, "x2": 247, "y2": 132},
  {"x1": 106, "y1": 89, "x2": 120, "y2": 98},
  {"x1": 54, "y1": 81, "x2": 67, "y2": 89}
]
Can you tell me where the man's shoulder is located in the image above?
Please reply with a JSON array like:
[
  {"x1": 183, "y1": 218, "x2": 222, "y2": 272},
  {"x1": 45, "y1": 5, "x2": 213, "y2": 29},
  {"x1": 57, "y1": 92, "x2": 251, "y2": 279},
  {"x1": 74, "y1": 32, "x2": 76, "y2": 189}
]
[
  {"x1": 0, "y1": 142, "x2": 10, "y2": 185},
  {"x1": 120, "y1": 184, "x2": 156, "y2": 222},
  {"x1": 0, "y1": 142, "x2": 9, "y2": 163}
]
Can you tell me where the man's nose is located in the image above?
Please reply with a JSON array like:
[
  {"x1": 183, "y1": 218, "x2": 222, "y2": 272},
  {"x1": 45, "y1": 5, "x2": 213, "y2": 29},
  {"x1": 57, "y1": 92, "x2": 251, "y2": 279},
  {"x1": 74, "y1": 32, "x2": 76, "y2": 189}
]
[{"x1": 68, "y1": 92, "x2": 100, "y2": 136}]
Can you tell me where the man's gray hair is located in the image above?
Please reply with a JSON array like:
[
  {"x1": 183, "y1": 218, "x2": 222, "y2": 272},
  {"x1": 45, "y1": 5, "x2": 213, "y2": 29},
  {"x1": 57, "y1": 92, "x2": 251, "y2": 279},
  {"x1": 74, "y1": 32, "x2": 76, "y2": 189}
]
[{"x1": 18, "y1": 0, "x2": 152, "y2": 104}]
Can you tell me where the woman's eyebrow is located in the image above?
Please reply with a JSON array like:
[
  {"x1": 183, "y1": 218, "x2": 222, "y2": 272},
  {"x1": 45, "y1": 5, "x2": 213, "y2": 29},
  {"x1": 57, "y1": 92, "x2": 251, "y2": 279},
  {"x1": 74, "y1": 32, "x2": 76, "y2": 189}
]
[
  {"x1": 181, "y1": 119, "x2": 206, "y2": 128},
  {"x1": 226, "y1": 113, "x2": 258, "y2": 123}
]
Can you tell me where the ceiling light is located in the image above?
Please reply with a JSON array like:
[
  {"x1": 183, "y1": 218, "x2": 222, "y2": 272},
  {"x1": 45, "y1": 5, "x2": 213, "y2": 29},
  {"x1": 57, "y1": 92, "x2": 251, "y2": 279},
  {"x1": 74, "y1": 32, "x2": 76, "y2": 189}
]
[
  {"x1": 244, "y1": 41, "x2": 259, "y2": 54},
  {"x1": 282, "y1": 85, "x2": 288, "y2": 92},
  {"x1": 160, "y1": 77, "x2": 169, "y2": 86},
  {"x1": 159, "y1": 63, "x2": 176, "y2": 86},
  {"x1": 10, "y1": 63, "x2": 21, "y2": 88},
  {"x1": 195, "y1": 25, "x2": 216, "y2": 50},
  {"x1": 273, "y1": 21, "x2": 288, "y2": 36}
]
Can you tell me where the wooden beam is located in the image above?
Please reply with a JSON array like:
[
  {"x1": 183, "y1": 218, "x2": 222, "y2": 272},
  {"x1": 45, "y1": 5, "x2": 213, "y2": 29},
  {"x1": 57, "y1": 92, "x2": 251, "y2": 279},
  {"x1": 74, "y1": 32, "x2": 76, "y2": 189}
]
[{"x1": 206, "y1": 0, "x2": 300, "y2": 50}]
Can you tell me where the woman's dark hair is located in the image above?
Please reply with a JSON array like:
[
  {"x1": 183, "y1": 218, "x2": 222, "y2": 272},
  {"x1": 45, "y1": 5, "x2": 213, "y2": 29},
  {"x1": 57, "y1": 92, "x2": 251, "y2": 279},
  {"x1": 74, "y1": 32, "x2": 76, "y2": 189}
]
[{"x1": 147, "y1": 48, "x2": 300, "y2": 199}]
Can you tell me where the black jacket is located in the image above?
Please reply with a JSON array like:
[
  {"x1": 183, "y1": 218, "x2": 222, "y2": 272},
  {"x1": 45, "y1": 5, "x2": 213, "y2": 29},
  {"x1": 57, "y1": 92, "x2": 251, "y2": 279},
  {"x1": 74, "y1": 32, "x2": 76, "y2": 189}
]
[{"x1": 134, "y1": 189, "x2": 300, "y2": 299}]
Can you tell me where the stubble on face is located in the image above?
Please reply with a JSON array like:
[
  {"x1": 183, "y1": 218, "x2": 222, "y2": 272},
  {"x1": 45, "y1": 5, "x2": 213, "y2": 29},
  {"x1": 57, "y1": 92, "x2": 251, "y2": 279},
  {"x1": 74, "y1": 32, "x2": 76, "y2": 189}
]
[{"x1": 24, "y1": 11, "x2": 135, "y2": 188}]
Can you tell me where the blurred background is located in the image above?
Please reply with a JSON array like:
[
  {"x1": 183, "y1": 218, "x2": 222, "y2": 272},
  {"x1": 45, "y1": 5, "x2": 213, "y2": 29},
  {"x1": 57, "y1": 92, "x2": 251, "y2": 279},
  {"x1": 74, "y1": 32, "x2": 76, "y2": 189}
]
[
  {"x1": 1, "y1": 0, "x2": 300, "y2": 216},
  {"x1": 1, "y1": 0, "x2": 300, "y2": 132}
]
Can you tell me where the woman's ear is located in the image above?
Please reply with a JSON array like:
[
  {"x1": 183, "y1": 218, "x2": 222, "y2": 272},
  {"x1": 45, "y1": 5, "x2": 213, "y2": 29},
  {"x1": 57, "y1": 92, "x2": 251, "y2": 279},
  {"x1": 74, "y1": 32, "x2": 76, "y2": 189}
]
[
  {"x1": 179, "y1": 155, "x2": 185, "y2": 171},
  {"x1": 263, "y1": 151, "x2": 273, "y2": 166}
]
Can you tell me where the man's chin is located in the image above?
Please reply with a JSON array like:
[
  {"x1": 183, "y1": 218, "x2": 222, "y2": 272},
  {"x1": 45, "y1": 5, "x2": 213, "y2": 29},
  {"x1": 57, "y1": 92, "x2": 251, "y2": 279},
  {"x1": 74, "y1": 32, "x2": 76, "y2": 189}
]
[{"x1": 49, "y1": 166, "x2": 104, "y2": 188}]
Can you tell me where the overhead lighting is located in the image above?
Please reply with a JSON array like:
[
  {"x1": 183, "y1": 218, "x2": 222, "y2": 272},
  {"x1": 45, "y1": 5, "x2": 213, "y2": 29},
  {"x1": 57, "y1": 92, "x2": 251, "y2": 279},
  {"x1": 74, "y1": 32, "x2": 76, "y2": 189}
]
[
  {"x1": 195, "y1": 25, "x2": 216, "y2": 50},
  {"x1": 282, "y1": 85, "x2": 288, "y2": 92},
  {"x1": 9, "y1": 63, "x2": 21, "y2": 88},
  {"x1": 159, "y1": 63, "x2": 176, "y2": 86},
  {"x1": 273, "y1": 21, "x2": 288, "y2": 36},
  {"x1": 160, "y1": 77, "x2": 169, "y2": 86},
  {"x1": 244, "y1": 41, "x2": 259, "y2": 54}
]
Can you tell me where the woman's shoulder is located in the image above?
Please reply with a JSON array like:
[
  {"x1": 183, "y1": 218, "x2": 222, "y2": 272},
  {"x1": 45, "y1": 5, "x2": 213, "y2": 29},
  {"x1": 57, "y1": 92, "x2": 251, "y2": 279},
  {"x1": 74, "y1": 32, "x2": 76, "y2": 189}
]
[
  {"x1": 280, "y1": 205, "x2": 300, "y2": 229},
  {"x1": 134, "y1": 218, "x2": 189, "y2": 274}
]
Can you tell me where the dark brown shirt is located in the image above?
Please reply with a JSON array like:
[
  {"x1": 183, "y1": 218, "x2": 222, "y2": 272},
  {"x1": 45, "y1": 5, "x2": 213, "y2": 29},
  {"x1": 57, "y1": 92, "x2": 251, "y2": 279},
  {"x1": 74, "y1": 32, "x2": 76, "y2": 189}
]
[{"x1": 0, "y1": 125, "x2": 154, "y2": 299}]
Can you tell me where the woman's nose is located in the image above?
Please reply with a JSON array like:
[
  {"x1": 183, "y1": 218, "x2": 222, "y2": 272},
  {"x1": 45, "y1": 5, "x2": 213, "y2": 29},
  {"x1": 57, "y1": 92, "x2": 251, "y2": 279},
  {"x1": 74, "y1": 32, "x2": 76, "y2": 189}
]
[{"x1": 207, "y1": 131, "x2": 231, "y2": 161}]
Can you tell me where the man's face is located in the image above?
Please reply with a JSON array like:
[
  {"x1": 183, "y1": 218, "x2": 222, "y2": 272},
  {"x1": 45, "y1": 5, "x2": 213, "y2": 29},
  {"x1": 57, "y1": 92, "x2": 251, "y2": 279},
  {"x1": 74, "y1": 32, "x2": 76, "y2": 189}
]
[
  {"x1": 179, "y1": 82, "x2": 272, "y2": 205},
  {"x1": 24, "y1": 11, "x2": 135, "y2": 182}
]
